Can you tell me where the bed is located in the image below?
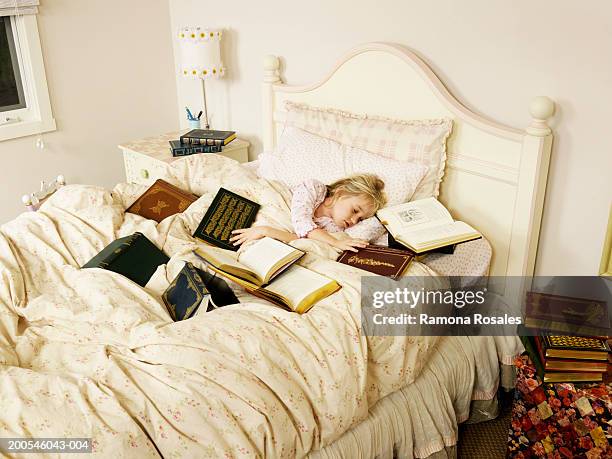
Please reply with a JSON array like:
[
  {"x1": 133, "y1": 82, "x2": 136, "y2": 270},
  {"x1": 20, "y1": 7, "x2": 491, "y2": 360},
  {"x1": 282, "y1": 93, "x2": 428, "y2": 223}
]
[{"x1": 0, "y1": 42, "x2": 554, "y2": 458}]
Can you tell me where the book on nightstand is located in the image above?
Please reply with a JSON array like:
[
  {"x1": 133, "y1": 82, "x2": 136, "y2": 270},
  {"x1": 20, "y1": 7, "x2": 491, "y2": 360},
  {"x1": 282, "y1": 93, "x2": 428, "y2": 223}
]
[
  {"x1": 194, "y1": 238, "x2": 339, "y2": 314},
  {"x1": 169, "y1": 140, "x2": 222, "y2": 156},
  {"x1": 126, "y1": 179, "x2": 198, "y2": 222},
  {"x1": 179, "y1": 129, "x2": 236, "y2": 146},
  {"x1": 192, "y1": 188, "x2": 260, "y2": 251},
  {"x1": 337, "y1": 245, "x2": 414, "y2": 279},
  {"x1": 377, "y1": 198, "x2": 481, "y2": 255}
]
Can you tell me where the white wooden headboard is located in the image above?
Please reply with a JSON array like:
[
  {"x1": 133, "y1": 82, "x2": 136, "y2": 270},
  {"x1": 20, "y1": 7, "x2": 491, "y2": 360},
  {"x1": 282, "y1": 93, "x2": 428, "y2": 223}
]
[{"x1": 261, "y1": 42, "x2": 554, "y2": 285}]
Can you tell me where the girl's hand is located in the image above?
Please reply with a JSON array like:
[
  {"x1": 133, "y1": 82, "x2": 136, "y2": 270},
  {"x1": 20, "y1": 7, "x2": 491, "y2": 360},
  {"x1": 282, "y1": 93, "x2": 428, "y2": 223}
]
[
  {"x1": 332, "y1": 237, "x2": 368, "y2": 252},
  {"x1": 230, "y1": 226, "x2": 269, "y2": 246}
]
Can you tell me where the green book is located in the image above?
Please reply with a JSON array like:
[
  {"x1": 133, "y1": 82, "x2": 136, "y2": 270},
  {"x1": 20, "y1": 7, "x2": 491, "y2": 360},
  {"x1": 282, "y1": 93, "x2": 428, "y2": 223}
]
[
  {"x1": 192, "y1": 188, "x2": 260, "y2": 251},
  {"x1": 82, "y1": 232, "x2": 169, "y2": 287}
]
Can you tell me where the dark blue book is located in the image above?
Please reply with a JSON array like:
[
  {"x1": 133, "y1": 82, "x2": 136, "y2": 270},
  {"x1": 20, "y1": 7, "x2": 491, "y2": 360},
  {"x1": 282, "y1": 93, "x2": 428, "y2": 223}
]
[
  {"x1": 163, "y1": 262, "x2": 210, "y2": 320},
  {"x1": 163, "y1": 263, "x2": 239, "y2": 320}
]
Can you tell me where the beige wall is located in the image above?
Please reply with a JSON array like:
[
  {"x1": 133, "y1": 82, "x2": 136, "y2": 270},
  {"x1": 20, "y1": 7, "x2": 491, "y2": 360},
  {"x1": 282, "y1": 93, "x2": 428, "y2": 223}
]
[
  {"x1": 0, "y1": 0, "x2": 178, "y2": 222},
  {"x1": 169, "y1": 0, "x2": 612, "y2": 276},
  {"x1": 1, "y1": 1, "x2": 609, "y2": 276}
]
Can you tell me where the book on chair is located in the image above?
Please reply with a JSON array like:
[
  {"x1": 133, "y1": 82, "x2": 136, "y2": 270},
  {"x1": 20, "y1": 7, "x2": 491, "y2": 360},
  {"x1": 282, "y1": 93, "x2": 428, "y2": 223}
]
[
  {"x1": 376, "y1": 197, "x2": 481, "y2": 254},
  {"x1": 194, "y1": 237, "x2": 340, "y2": 313}
]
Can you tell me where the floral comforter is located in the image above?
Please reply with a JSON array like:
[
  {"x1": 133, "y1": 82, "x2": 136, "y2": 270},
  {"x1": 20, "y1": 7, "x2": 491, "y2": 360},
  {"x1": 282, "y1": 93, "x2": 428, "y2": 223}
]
[{"x1": 0, "y1": 154, "x2": 439, "y2": 458}]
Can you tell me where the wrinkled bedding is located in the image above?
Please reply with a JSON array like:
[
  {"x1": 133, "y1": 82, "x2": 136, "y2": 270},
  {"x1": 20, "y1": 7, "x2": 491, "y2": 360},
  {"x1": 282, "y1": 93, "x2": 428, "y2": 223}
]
[{"x1": 0, "y1": 154, "x2": 447, "y2": 457}]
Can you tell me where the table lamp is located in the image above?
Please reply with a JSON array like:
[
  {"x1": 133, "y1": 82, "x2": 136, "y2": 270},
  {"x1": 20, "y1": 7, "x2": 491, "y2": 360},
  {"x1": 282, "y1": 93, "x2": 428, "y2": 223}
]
[{"x1": 178, "y1": 26, "x2": 225, "y2": 129}]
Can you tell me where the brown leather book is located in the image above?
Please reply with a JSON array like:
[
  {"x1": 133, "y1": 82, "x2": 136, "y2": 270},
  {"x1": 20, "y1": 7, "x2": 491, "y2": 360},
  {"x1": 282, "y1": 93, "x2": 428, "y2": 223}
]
[
  {"x1": 337, "y1": 245, "x2": 415, "y2": 279},
  {"x1": 126, "y1": 179, "x2": 198, "y2": 222},
  {"x1": 525, "y1": 291, "x2": 610, "y2": 336}
]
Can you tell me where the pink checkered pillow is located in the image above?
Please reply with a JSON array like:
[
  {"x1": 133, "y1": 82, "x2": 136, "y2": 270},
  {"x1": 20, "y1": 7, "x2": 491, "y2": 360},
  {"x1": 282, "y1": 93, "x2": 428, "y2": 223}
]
[
  {"x1": 284, "y1": 101, "x2": 453, "y2": 199},
  {"x1": 258, "y1": 126, "x2": 427, "y2": 205}
]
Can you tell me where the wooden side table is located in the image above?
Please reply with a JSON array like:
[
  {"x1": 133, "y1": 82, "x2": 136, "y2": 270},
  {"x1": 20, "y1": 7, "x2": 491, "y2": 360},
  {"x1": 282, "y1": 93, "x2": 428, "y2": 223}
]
[{"x1": 119, "y1": 131, "x2": 249, "y2": 186}]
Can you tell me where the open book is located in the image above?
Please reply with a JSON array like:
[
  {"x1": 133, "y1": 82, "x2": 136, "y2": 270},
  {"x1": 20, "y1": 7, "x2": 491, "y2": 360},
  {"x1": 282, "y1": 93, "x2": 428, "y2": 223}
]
[
  {"x1": 194, "y1": 238, "x2": 340, "y2": 314},
  {"x1": 194, "y1": 237, "x2": 304, "y2": 286},
  {"x1": 377, "y1": 197, "x2": 481, "y2": 254}
]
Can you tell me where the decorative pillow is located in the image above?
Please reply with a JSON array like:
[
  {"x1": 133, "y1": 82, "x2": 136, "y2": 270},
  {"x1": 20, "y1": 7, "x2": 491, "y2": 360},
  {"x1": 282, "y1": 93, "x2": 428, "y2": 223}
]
[
  {"x1": 283, "y1": 101, "x2": 453, "y2": 199},
  {"x1": 258, "y1": 126, "x2": 428, "y2": 205}
]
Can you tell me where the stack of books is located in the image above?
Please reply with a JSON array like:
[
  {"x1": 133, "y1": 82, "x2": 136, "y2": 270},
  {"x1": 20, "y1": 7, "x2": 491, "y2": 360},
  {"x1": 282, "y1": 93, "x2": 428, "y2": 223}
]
[
  {"x1": 520, "y1": 333, "x2": 610, "y2": 383},
  {"x1": 520, "y1": 290, "x2": 611, "y2": 382},
  {"x1": 169, "y1": 129, "x2": 236, "y2": 157}
]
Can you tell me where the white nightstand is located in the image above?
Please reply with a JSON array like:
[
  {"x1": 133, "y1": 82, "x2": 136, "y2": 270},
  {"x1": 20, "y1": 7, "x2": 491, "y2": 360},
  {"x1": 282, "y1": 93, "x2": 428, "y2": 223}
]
[{"x1": 119, "y1": 131, "x2": 250, "y2": 185}]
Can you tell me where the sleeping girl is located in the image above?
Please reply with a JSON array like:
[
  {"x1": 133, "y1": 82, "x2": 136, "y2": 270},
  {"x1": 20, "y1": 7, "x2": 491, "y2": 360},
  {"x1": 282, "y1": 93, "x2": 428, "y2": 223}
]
[{"x1": 230, "y1": 173, "x2": 387, "y2": 252}]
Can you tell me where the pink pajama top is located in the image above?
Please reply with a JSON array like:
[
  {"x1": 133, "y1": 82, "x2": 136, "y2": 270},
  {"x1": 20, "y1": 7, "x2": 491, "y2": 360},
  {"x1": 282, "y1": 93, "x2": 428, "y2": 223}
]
[{"x1": 290, "y1": 179, "x2": 387, "y2": 241}]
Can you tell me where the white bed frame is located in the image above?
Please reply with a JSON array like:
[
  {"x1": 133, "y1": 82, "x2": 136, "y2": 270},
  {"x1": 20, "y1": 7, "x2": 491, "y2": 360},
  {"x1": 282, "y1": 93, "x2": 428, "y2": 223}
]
[{"x1": 262, "y1": 42, "x2": 554, "y2": 297}]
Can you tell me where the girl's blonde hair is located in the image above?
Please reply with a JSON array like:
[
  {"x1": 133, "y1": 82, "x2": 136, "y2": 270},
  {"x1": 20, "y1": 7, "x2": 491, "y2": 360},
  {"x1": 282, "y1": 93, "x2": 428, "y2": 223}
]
[{"x1": 326, "y1": 173, "x2": 387, "y2": 212}]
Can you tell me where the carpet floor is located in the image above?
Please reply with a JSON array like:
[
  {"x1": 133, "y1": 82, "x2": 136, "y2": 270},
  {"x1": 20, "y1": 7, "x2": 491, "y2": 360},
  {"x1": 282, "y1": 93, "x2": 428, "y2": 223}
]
[{"x1": 457, "y1": 393, "x2": 513, "y2": 459}]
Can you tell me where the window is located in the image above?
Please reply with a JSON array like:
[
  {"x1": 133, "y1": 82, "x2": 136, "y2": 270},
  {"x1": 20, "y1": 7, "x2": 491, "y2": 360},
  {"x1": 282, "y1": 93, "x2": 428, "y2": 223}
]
[
  {"x1": 0, "y1": 16, "x2": 26, "y2": 112},
  {"x1": 0, "y1": 11, "x2": 55, "y2": 142}
]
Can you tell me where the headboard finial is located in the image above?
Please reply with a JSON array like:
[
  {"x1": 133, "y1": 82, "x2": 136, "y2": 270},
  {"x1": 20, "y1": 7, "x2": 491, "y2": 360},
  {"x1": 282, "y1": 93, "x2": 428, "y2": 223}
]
[
  {"x1": 263, "y1": 55, "x2": 281, "y2": 84},
  {"x1": 527, "y1": 96, "x2": 555, "y2": 136}
]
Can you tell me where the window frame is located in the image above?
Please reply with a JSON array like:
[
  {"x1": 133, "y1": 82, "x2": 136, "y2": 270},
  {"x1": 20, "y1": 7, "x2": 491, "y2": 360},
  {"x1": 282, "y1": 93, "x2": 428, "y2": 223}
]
[{"x1": 0, "y1": 13, "x2": 55, "y2": 142}]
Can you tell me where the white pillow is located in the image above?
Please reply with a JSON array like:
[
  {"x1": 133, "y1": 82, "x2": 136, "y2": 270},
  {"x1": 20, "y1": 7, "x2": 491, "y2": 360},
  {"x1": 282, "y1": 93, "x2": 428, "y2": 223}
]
[
  {"x1": 258, "y1": 126, "x2": 428, "y2": 205},
  {"x1": 284, "y1": 101, "x2": 453, "y2": 199}
]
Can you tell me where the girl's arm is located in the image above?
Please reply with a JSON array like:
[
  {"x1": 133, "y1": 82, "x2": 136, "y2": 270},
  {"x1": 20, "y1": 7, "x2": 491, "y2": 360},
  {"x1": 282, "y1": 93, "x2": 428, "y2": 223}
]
[
  {"x1": 230, "y1": 226, "x2": 297, "y2": 246},
  {"x1": 307, "y1": 228, "x2": 367, "y2": 252},
  {"x1": 265, "y1": 227, "x2": 298, "y2": 243}
]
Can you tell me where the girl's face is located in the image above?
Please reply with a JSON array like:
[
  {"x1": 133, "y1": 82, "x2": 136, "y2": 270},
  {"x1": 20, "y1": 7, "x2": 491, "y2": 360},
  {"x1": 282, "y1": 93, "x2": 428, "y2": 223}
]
[{"x1": 329, "y1": 194, "x2": 375, "y2": 229}]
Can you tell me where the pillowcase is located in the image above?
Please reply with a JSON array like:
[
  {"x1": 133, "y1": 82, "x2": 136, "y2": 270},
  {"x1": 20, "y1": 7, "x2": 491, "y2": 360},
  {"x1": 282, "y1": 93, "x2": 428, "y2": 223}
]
[
  {"x1": 258, "y1": 126, "x2": 427, "y2": 205},
  {"x1": 284, "y1": 101, "x2": 453, "y2": 199}
]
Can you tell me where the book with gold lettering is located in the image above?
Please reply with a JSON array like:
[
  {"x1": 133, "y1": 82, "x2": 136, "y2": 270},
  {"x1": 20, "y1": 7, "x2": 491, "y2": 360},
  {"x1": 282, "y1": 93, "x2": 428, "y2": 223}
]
[
  {"x1": 126, "y1": 179, "x2": 199, "y2": 223},
  {"x1": 193, "y1": 188, "x2": 260, "y2": 251},
  {"x1": 337, "y1": 245, "x2": 414, "y2": 279},
  {"x1": 194, "y1": 238, "x2": 340, "y2": 314}
]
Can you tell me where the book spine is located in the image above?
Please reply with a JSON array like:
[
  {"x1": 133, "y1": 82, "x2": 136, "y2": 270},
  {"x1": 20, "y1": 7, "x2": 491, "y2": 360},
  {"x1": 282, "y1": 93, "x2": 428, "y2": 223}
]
[
  {"x1": 179, "y1": 136, "x2": 226, "y2": 146},
  {"x1": 170, "y1": 144, "x2": 223, "y2": 156}
]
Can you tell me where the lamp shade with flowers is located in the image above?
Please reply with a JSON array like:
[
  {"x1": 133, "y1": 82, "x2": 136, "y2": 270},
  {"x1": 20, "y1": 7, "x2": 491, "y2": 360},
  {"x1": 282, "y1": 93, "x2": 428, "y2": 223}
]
[{"x1": 178, "y1": 27, "x2": 225, "y2": 79}]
